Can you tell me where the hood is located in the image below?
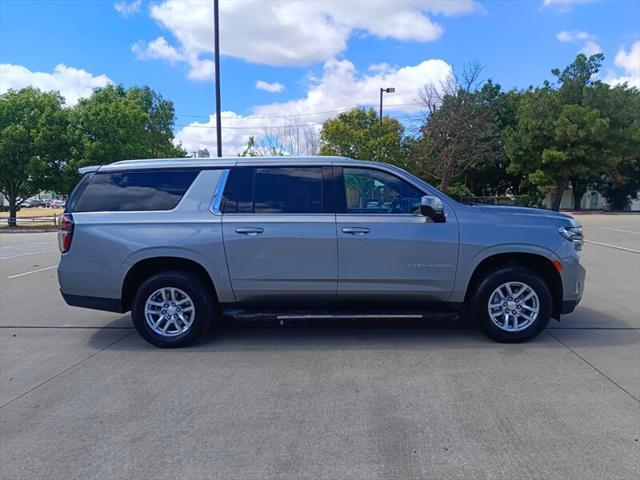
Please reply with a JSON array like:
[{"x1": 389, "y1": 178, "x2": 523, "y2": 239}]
[{"x1": 474, "y1": 205, "x2": 578, "y2": 227}]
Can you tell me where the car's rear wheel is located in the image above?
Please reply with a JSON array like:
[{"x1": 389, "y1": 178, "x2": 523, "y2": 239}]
[
  {"x1": 131, "y1": 271, "x2": 213, "y2": 347},
  {"x1": 470, "y1": 264, "x2": 552, "y2": 342}
]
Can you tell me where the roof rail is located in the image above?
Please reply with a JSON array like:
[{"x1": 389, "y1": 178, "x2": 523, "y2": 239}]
[{"x1": 78, "y1": 165, "x2": 101, "y2": 174}]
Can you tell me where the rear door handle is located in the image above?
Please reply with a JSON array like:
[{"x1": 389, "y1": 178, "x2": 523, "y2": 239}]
[
  {"x1": 235, "y1": 227, "x2": 264, "y2": 236},
  {"x1": 342, "y1": 227, "x2": 370, "y2": 236}
]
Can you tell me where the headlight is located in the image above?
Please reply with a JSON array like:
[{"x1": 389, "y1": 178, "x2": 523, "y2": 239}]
[{"x1": 558, "y1": 225, "x2": 583, "y2": 250}]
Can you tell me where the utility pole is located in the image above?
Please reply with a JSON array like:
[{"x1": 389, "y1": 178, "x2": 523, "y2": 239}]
[
  {"x1": 214, "y1": 0, "x2": 222, "y2": 157},
  {"x1": 379, "y1": 87, "x2": 395, "y2": 127}
]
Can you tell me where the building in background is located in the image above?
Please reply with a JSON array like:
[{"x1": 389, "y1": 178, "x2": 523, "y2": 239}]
[
  {"x1": 195, "y1": 148, "x2": 210, "y2": 158},
  {"x1": 542, "y1": 188, "x2": 640, "y2": 211}
]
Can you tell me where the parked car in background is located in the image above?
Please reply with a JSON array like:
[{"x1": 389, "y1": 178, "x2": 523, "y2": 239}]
[
  {"x1": 51, "y1": 200, "x2": 66, "y2": 209},
  {"x1": 21, "y1": 200, "x2": 35, "y2": 208},
  {"x1": 58, "y1": 156, "x2": 586, "y2": 348}
]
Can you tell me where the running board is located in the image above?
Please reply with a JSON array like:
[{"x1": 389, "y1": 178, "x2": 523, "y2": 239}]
[{"x1": 222, "y1": 309, "x2": 459, "y2": 322}]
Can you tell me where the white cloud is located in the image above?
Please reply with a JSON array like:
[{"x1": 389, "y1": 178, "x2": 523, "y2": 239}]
[
  {"x1": 114, "y1": 0, "x2": 142, "y2": 17},
  {"x1": 580, "y1": 40, "x2": 602, "y2": 57},
  {"x1": 134, "y1": 0, "x2": 478, "y2": 79},
  {"x1": 605, "y1": 41, "x2": 640, "y2": 88},
  {"x1": 132, "y1": 36, "x2": 183, "y2": 63},
  {"x1": 543, "y1": 0, "x2": 592, "y2": 4},
  {"x1": 175, "y1": 58, "x2": 453, "y2": 155},
  {"x1": 543, "y1": 0, "x2": 593, "y2": 11},
  {"x1": 0, "y1": 63, "x2": 112, "y2": 105},
  {"x1": 368, "y1": 63, "x2": 393, "y2": 73},
  {"x1": 256, "y1": 80, "x2": 285, "y2": 93},
  {"x1": 186, "y1": 59, "x2": 215, "y2": 81},
  {"x1": 556, "y1": 30, "x2": 602, "y2": 56}
]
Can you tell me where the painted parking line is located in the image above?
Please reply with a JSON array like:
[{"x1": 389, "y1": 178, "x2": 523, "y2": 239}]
[
  {"x1": 584, "y1": 239, "x2": 640, "y2": 254},
  {"x1": 0, "y1": 242, "x2": 57, "y2": 260},
  {"x1": 0, "y1": 251, "x2": 47, "y2": 260},
  {"x1": 7, "y1": 265, "x2": 57, "y2": 279},
  {"x1": 600, "y1": 227, "x2": 640, "y2": 236}
]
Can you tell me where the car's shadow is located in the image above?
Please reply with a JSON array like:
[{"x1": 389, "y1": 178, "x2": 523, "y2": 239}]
[
  {"x1": 89, "y1": 312, "x2": 638, "y2": 352},
  {"x1": 559, "y1": 305, "x2": 638, "y2": 329}
]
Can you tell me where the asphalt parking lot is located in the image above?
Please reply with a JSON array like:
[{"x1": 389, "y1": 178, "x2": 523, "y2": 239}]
[{"x1": 1, "y1": 214, "x2": 638, "y2": 480}]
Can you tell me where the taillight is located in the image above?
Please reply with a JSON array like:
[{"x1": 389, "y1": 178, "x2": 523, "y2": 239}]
[{"x1": 58, "y1": 213, "x2": 74, "y2": 253}]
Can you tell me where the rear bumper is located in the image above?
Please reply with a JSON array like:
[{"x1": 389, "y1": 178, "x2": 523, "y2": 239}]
[{"x1": 60, "y1": 291, "x2": 125, "y2": 313}]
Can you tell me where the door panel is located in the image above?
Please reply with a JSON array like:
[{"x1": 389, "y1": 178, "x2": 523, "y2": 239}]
[
  {"x1": 223, "y1": 215, "x2": 337, "y2": 302},
  {"x1": 336, "y1": 166, "x2": 458, "y2": 302},
  {"x1": 337, "y1": 215, "x2": 458, "y2": 301},
  {"x1": 221, "y1": 165, "x2": 337, "y2": 303}
]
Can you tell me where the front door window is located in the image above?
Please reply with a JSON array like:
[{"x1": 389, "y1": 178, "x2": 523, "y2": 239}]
[{"x1": 342, "y1": 167, "x2": 422, "y2": 215}]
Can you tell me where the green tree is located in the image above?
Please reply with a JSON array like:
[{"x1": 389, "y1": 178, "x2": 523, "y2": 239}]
[
  {"x1": 319, "y1": 107, "x2": 406, "y2": 166},
  {"x1": 586, "y1": 82, "x2": 640, "y2": 209},
  {"x1": 239, "y1": 136, "x2": 259, "y2": 157},
  {"x1": 595, "y1": 158, "x2": 640, "y2": 210},
  {"x1": 62, "y1": 85, "x2": 185, "y2": 193},
  {"x1": 0, "y1": 88, "x2": 70, "y2": 226},
  {"x1": 505, "y1": 54, "x2": 631, "y2": 211}
]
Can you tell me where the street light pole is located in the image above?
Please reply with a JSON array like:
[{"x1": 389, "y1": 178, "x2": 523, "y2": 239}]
[
  {"x1": 214, "y1": 0, "x2": 222, "y2": 157},
  {"x1": 379, "y1": 87, "x2": 395, "y2": 127}
]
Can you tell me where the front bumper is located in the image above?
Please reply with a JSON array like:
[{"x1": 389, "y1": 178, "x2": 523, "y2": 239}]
[
  {"x1": 561, "y1": 299, "x2": 580, "y2": 314},
  {"x1": 560, "y1": 263, "x2": 586, "y2": 314}
]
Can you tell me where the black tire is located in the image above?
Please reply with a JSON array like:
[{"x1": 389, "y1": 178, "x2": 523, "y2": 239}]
[
  {"x1": 470, "y1": 264, "x2": 552, "y2": 343},
  {"x1": 131, "y1": 271, "x2": 214, "y2": 348}
]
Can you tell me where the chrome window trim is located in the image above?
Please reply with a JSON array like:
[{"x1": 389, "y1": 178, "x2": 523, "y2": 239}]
[{"x1": 210, "y1": 169, "x2": 230, "y2": 215}]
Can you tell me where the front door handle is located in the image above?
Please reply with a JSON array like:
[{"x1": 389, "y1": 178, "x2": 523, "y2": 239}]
[
  {"x1": 235, "y1": 227, "x2": 264, "y2": 236},
  {"x1": 342, "y1": 227, "x2": 370, "y2": 236}
]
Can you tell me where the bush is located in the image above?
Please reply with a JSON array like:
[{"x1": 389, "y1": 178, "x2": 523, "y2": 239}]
[{"x1": 445, "y1": 183, "x2": 473, "y2": 201}]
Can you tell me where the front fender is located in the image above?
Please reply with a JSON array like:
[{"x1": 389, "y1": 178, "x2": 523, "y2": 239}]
[{"x1": 450, "y1": 242, "x2": 561, "y2": 303}]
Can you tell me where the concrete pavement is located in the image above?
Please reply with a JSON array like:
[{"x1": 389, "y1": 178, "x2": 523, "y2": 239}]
[{"x1": 0, "y1": 217, "x2": 638, "y2": 479}]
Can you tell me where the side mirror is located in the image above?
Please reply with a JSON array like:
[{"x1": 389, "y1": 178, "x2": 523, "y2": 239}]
[{"x1": 421, "y1": 195, "x2": 445, "y2": 223}]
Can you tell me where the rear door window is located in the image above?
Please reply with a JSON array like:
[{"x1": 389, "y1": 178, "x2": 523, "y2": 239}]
[
  {"x1": 254, "y1": 167, "x2": 322, "y2": 213},
  {"x1": 72, "y1": 170, "x2": 199, "y2": 212},
  {"x1": 223, "y1": 166, "x2": 325, "y2": 214}
]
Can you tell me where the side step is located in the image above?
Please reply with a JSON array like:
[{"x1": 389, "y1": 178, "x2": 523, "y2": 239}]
[{"x1": 222, "y1": 309, "x2": 460, "y2": 322}]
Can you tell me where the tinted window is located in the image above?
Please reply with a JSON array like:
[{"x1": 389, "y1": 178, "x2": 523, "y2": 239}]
[
  {"x1": 223, "y1": 167, "x2": 323, "y2": 214},
  {"x1": 73, "y1": 170, "x2": 199, "y2": 212},
  {"x1": 64, "y1": 173, "x2": 94, "y2": 213},
  {"x1": 222, "y1": 167, "x2": 254, "y2": 214},
  {"x1": 342, "y1": 167, "x2": 423, "y2": 214},
  {"x1": 254, "y1": 167, "x2": 322, "y2": 213}
]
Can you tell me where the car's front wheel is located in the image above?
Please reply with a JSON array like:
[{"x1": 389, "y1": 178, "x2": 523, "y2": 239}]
[
  {"x1": 470, "y1": 264, "x2": 552, "y2": 343},
  {"x1": 131, "y1": 271, "x2": 214, "y2": 347}
]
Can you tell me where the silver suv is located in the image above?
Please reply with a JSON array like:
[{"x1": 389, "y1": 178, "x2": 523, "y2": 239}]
[{"x1": 57, "y1": 156, "x2": 585, "y2": 347}]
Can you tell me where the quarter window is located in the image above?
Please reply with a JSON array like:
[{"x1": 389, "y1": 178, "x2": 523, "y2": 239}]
[
  {"x1": 72, "y1": 170, "x2": 199, "y2": 212},
  {"x1": 342, "y1": 167, "x2": 423, "y2": 214}
]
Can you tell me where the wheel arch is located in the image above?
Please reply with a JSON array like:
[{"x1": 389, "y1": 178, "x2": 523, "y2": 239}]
[
  {"x1": 464, "y1": 252, "x2": 563, "y2": 319},
  {"x1": 122, "y1": 256, "x2": 218, "y2": 312}
]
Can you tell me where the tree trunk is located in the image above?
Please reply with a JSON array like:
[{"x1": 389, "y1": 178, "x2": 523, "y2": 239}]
[
  {"x1": 572, "y1": 187, "x2": 586, "y2": 211},
  {"x1": 551, "y1": 179, "x2": 567, "y2": 212},
  {"x1": 570, "y1": 179, "x2": 587, "y2": 211},
  {"x1": 439, "y1": 167, "x2": 454, "y2": 193},
  {"x1": 8, "y1": 196, "x2": 17, "y2": 227}
]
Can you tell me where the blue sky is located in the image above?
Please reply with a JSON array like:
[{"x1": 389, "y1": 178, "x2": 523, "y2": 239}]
[{"x1": 1, "y1": 0, "x2": 638, "y2": 154}]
